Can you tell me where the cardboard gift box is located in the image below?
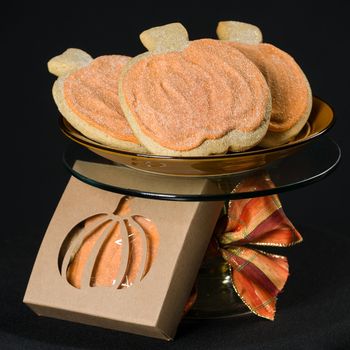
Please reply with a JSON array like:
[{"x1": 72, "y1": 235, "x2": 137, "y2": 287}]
[{"x1": 24, "y1": 162, "x2": 223, "y2": 340}]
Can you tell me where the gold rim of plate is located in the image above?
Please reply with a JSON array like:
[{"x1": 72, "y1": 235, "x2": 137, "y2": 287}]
[{"x1": 59, "y1": 97, "x2": 334, "y2": 176}]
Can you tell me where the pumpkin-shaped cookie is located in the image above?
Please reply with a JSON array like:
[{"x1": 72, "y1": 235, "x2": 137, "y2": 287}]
[
  {"x1": 59, "y1": 196, "x2": 159, "y2": 289},
  {"x1": 217, "y1": 21, "x2": 312, "y2": 147},
  {"x1": 48, "y1": 49, "x2": 146, "y2": 153},
  {"x1": 119, "y1": 23, "x2": 271, "y2": 156}
]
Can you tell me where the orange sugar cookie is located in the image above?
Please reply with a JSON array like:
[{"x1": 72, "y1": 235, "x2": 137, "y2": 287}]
[
  {"x1": 119, "y1": 23, "x2": 271, "y2": 156},
  {"x1": 217, "y1": 21, "x2": 312, "y2": 147},
  {"x1": 48, "y1": 49, "x2": 146, "y2": 153}
]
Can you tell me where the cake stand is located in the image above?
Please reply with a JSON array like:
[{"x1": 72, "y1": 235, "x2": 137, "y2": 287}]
[{"x1": 62, "y1": 133, "x2": 340, "y2": 319}]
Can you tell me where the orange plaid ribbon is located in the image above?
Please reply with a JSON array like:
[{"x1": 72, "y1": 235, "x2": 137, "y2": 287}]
[{"x1": 214, "y1": 174, "x2": 303, "y2": 320}]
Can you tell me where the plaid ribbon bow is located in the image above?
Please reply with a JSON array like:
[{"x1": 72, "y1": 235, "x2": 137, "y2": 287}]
[{"x1": 214, "y1": 174, "x2": 303, "y2": 320}]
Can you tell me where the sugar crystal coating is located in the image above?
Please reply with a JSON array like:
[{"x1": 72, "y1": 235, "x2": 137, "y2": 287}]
[
  {"x1": 226, "y1": 42, "x2": 311, "y2": 133},
  {"x1": 64, "y1": 55, "x2": 140, "y2": 144},
  {"x1": 122, "y1": 39, "x2": 270, "y2": 151}
]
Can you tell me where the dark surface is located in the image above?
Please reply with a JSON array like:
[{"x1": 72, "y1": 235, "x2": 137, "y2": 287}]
[{"x1": 2, "y1": 1, "x2": 350, "y2": 349}]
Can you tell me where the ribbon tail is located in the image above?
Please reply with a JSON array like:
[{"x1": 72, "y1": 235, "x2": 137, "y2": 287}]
[{"x1": 221, "y1": 246, "x2": 289, "y2": 320}]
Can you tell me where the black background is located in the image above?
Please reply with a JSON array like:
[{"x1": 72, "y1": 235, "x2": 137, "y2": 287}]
[{"x1": 2, "y1": 1, "x2": 350, "y2": 349}]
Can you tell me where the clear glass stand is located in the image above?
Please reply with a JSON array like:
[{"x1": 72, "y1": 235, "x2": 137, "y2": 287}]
[
  {"x1": 62, "y1": 136, "x2": 340, "y2": 319},
  {"x1": 63, "y1": 137, "x2": 340, "y2": 201}
]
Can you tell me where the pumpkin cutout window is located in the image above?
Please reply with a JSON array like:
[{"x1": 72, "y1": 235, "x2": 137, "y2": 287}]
[{"x1": 58, "y1": 196, "x2": 159, "y2": 289}]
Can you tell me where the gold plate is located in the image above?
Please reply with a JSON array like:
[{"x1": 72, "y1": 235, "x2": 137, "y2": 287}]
[{"x1": 59, "y1": 97, "x2": 334, "y2": 176}]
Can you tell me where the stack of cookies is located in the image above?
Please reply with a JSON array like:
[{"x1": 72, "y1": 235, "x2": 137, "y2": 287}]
[{"x1": 49, "y1": 21, "x2": 312, "y2": 157}]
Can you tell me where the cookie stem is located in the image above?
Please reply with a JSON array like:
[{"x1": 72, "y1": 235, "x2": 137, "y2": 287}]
[
  {"x1": 48, "y1": 48, "x2": 93, "y2": 77},
  {"x1": 217, "y1": 21, "x2": 263, "y2": 44},
  {"x1": 139, "y1": 22, "x2": 189, "y2": 53}
]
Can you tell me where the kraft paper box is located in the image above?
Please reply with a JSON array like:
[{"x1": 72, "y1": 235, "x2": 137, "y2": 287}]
[{"x1": 24, "y1": 162, "x2": 223, "y2": 340}]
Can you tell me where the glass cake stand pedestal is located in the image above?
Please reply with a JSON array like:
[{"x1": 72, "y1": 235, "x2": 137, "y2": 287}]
[{"x1": 63, "y1": 136, "x2": 340, "y2": 319}]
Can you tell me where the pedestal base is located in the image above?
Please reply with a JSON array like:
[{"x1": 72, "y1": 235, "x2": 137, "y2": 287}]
[{"x1": 186, "y1": 255, "x2": 251, "y2": 319}]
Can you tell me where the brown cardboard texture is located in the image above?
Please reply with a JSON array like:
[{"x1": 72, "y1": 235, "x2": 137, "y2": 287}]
[{"x1": 24, "y1": 167, "x2": 223, "y2": 340}]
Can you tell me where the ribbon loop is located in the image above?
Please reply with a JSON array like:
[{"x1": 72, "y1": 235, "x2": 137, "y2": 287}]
[{"x1": 215, "y1": 175, "x2": 303, "y2": 320}]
